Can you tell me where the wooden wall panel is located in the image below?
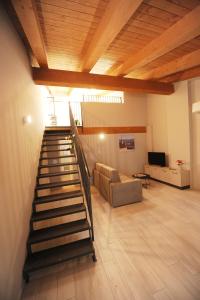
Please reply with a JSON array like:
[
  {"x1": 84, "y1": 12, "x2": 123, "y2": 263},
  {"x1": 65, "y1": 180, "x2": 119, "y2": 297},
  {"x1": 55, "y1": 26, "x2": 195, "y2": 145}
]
[{"x1": 78, "y1": 126, "x2": 146, "y2": 135}]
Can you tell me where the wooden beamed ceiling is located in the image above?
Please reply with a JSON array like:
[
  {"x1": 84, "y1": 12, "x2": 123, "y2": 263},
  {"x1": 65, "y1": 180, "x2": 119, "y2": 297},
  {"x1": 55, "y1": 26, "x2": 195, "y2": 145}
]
[
  {"x1": 80, "y1": 0, "x2": 143, "y2": 72},
  {"x1": 108, "y1": 4, "x2": 200, "y2": 76},
  {"x1": 8, "y1": 0, "x2": 200, "y2": 94},
  {"x1": 141, "y1": 48, "x2": 200, "y2": 80}
]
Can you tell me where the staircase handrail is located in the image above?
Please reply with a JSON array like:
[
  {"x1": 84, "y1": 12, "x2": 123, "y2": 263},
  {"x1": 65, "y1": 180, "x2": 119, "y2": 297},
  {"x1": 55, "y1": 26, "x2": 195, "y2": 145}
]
[{"x1": 69, "y1": 102, "x2": 94, "y2": 240}]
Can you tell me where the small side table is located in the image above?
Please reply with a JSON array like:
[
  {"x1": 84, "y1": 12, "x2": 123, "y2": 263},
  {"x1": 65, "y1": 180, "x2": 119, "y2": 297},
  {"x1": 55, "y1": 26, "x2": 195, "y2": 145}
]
[{"x1": 133, "y1": 173, "x2": 150, "y2": 188}]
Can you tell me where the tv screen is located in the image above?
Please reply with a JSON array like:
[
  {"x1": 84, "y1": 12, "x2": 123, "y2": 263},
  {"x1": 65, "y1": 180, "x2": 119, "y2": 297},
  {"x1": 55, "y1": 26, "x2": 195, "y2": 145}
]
[{"x1": 148, "y1": 152, "x2": 166, "y2": 167}]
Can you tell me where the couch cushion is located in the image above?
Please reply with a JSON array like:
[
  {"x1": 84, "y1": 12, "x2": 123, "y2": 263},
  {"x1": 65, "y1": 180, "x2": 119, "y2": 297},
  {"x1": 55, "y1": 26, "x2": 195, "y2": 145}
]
[
  {"x1": 100, "y1": 165, "x2": 120, "y2": 182},
  {"x1": 119, "y1": 174, "x2": 133, "y2": 182}
]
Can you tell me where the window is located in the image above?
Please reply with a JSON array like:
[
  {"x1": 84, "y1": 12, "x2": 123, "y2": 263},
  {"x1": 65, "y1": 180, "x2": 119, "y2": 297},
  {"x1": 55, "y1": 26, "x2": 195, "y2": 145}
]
[{"x1": 43, "y1": 89, "x2": 124, "y2": 127}]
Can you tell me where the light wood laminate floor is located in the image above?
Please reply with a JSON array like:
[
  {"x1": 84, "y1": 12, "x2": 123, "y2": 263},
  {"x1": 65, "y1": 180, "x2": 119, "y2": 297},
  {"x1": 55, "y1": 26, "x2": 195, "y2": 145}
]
[{"x1": 22, "y1": 181, "x2": 200, "y2": 300}]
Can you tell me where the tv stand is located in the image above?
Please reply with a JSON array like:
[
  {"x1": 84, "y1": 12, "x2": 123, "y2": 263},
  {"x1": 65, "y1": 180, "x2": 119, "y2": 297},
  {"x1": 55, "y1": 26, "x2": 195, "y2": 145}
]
[{"x1": 144, "y1": 164, "x2": 190, "y2": 189}]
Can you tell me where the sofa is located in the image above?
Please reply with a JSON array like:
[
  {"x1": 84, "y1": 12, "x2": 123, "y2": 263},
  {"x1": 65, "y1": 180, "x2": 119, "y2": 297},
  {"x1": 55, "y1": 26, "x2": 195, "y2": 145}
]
[{"x1": 93, "y1": 163, "x2": 142, "y2": 207}]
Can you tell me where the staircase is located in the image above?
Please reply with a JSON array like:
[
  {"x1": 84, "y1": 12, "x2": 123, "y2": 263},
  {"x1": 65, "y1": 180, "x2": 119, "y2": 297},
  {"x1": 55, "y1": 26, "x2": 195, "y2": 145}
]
[{"x1": 23, "y1": 111, "x2": 96, "y2": 282}]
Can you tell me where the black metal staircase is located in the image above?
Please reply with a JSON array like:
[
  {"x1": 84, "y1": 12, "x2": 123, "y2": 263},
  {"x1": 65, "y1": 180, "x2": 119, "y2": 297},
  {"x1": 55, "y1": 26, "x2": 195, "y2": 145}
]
[{"x1": 23, "y1": 108, "x2": 96, "y2": 282}]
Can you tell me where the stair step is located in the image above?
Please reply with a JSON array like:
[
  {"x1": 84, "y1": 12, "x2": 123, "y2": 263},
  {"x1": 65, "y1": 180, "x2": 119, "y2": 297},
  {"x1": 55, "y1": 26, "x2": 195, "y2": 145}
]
[
  {"x1": 45, "y1": 127, "x2": 71, "y2": 132},
  {"x1": 41, "y1": 148, "x2": 71, "y2": 153},
  {"x1": 42, "y1": 143, "x2": 73, "y2": 147},
  {"x1": 39, "y1": 162, "x2": 78, "y2": 169},
  {"x1": 43, "y1": 138, "x2": 73, "y2": 142},
  {"x1": 28, "y1": 219, "x2": 90, "y2": 245},
  {"x1": 38, "y1": 170, "x2": 79, "y2": 179},
  {"x1": 45, "y1": 127, "x2": 71, "y2": 130},
  {"x1": 44, "y1": 133, "x2": 72, "y2": 137},
  {"x1": 34, "y1": 190, "x2": 83, "y2": 204},
  {"x1": 24, "y1": 238, "x2": 94, "y2": 274},
  {"x1": 36, "y1": 179, "x2": 81, "y2": 190},
  {"x1": 32, "y1": 203, "x2": 86, "y2": 222},
  {"x1": 39, "y1": 155, "x2": 75, "y2": 160}
]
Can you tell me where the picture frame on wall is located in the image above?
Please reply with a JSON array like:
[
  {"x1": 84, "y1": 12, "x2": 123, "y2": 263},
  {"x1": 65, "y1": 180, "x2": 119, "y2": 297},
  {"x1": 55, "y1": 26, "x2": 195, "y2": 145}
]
[{"x1": 119, "y1": 135, "x2": 135, "y2": 151}]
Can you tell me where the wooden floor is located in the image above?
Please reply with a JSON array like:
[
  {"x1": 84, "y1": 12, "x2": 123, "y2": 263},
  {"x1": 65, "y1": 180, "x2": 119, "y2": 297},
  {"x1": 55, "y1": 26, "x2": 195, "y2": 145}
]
[{"x1": 22, "y1": 181, "x2": 200, "y2": 300}]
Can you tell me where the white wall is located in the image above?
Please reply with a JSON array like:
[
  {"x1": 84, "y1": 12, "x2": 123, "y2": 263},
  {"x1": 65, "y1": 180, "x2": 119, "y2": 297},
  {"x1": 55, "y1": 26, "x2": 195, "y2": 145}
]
[
  {"x1": 147, "y1": 81, "x2": 191, "y2": 169},
  {"x1": 82, "y1": 92, "x2": 146, "y2": 127},
  {"x1": 146, "y1": 94, "x2": 168, "y2": 152},
  {"x1": 81, "y1": 93, "x2": 147, "y2": 175},
  {"x1": 0, "y1": 6, "x2": 45, "y2": 299},
  {"x1": 188, "y1": 77, "x2": 200, "y2": 189}
]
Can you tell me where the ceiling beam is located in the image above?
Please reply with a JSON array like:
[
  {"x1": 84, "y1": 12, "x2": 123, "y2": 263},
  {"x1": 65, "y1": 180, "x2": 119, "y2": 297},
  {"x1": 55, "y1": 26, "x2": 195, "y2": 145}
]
[
  {"x1": 159, "y1": 65, "x2": 200, "y2": 83},
  {"x1": 80, "y1": 0, "x2": 143, "y2": 72},
  {"x1": 140, "y1": 48, "x2": 200, "y2": 80},
  {"x1": 11, "y1": 0, "x2": 48, "y2": 68},
  {"x1": 109, "y1": 4, "x2": 200, "y2": 76},
  {"x1": 32, "y1": 67, "x2": 174, "y2": 95}
]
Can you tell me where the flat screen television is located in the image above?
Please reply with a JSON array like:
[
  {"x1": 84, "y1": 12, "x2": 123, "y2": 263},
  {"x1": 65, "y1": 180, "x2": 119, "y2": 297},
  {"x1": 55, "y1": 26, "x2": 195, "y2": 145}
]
[{"x1": 148, "y1": 152, "x2": 166, "y2": 167}]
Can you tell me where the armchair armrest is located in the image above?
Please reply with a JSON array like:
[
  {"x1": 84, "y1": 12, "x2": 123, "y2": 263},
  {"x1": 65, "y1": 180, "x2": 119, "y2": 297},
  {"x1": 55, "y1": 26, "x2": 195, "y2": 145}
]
[{"x1": 110, "y1": 179, "x2": 142, "y2": 207}]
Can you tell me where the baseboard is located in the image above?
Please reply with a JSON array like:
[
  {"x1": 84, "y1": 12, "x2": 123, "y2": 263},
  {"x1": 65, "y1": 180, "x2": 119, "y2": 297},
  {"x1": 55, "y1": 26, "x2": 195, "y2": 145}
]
[{"x1": 150, "y1": 177, "x2": 190, "y2": 190}]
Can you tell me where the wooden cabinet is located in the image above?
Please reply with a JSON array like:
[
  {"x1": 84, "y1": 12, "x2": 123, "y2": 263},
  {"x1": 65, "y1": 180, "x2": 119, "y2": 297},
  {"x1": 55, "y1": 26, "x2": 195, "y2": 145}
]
[{"x1": 144, "y1": 165, "x2": 190, "y2": 189}]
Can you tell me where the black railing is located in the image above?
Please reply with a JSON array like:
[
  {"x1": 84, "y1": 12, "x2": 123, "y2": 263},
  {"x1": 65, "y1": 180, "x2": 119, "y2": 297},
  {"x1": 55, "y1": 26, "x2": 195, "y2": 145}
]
[{"x1": 69, "y1": 103, "x2": 94, "y2": 241}]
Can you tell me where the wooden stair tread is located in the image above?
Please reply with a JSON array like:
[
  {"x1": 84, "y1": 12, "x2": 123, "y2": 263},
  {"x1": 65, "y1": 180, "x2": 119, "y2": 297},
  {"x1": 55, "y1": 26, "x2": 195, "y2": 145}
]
[
  {"x1": 28, "y1": 219, "x2": 89, "y2": 244},
  {"x1": 43, "y1": 138, "x2": 73, "y2": 142},
  {"x1": 41, "y1": 148, "x2": 72, "y2": 153},
  {"x1": 44, "y1": 133, "x2": 72, "y2": 137},
  {"x1": 36, "y1": 179, "x2": 81, "y2": 190},
  {"x1": 44, "y1": 135, "x2": 71, "y2": 138},
  {"x1": 42, "y1": 143, "x2": 73, "y2": 147},
  {"x1": 39, "y1": 162, "x2": 78, "y2": 169},
  {"x1": 32, "y1": 203, "x2": 86, "y2": 222},
  {"x1": 38, "y1": 170, "x2": 79, "y2": 178},
  {"x1": 39, "y1": 155, "x2": 75, "y2": 160},
  {"x1": 34, "y1": 190, "x2": 83, "y2": 204},
  {"x1": 45, "y1": 128, "x2": 71, "y2": 131},
  {"x1": 24, "y1": 238, "x2": 94, "y2": 273},
  {"x1": 45, "y1": 127, "x2": 71, "y2": 131}
]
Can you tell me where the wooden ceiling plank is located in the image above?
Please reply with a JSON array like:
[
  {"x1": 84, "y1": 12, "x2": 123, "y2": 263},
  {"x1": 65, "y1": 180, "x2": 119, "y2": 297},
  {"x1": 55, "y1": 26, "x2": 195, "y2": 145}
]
[
  {"x1": 110, "y1": 4, "x2": 200, "y2": 76},
  {"x1": 37, "y1": 10, "x2": 97, "y2": 28},
  {"x1": 43, "y1": 28, "x2": 88, "y2": 40},
  {"x1": 137, "y1": 3, "x2": 180, "y2": 22},
  {"x1": 38, "y1": 0, "x2": 98, "y2": 16},
  {"x1": 129, "y1": 19, "x2": 164, "y2": 33},
  {"x1": 110, "y1": 35, "x2": 151, "y2": 47},
  {"x1": 37, "y1": 3, "x2": 98, "y2": 23},
  {"x1": 32, "y1": 67, "x2": 174, "y2": 95},
  {"x1": 144, "y1": 0, "x2": 189, "y2": 17},
  {"x1": 126, "y1": 25, "x2": 158, "y2": 39},
  {"x1": 37, "y1": 0, "x2": 108, "y2": 10},
  {"x1": 160, "y1": 65, "x2": 200, "y2": 83},
  {"x1": 80, "y1": 0, "x2": 143, "y2": 72},
  {"x1": 169, "y1": 0, "x2": 200, "y2": 10},
  {"x1": 136, "y1": 12, "x2": 172, "y2": 28},
  {"x1": 11, "y1": 0, "x2": 48, "y2": 68},
  {"x1": 140, "y1": 48, "x2": 200, "y2": 80},
  {"x1": 39, "y1": 19, "x2": 94, "y2": 33}
]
